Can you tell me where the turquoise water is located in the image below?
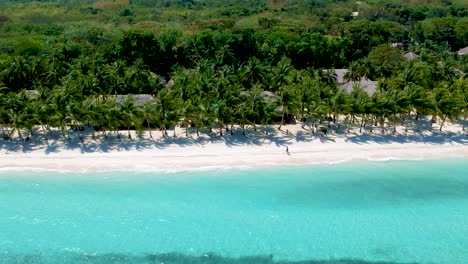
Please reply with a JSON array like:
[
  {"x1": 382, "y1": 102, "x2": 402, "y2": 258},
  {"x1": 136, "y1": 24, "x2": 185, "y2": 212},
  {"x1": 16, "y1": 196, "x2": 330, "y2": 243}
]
[{"x1": 1, "y1": 159, "x2": 468, "y2": 264}]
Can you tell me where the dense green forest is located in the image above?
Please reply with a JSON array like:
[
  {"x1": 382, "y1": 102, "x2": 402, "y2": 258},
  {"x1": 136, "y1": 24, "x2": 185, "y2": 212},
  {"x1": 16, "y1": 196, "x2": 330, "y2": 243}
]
[{"x1": 0, "y1": 0, "x2": 467, "y2": 139}]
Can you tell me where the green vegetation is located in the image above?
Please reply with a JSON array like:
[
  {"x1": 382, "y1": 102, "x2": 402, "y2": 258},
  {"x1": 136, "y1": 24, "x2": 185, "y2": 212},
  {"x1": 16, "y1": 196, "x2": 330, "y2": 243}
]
[{"x1": 0, "y1": 0, "x2": 467, "y2": 140}]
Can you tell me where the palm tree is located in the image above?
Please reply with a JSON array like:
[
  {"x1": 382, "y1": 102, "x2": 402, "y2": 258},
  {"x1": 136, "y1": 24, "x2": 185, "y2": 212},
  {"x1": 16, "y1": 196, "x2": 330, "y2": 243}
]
[
  {"x1": 95, "y1": 98, "x2": 119, "y2": 138},
  {"x1": 278, "y1": 84, "x2": 299, "y2": 130},
  {"x1": 1, "y1": 56, "x2": 33, "y2": 91},
  {"x1": 432, "y1": 84, "x2": 463, "y2": 131},
  {"x1": 119, "y1": 95, "x2": 140, "y2": 139},
  {"x1": 452, "y1": 77, "x2": 468, "y2": 130},
  {"x1": 155, "y1": 88, "x2": 182, "y2": 137},
  {"x1": 330, "y1": 90, "x2": 350, "y2": 127},
  {"x1": 406, "y1": 84, "x2": 433, "y2": 123},
  {"x1": 347, "y1": 86, "x2": 371, "y2": 133},
  {"x1": 7, "y1": 108, "x2": 25, "y2": 139},
  {"x1": 106, "y1": 103, "x2": 123, "y2": 137},
  {"x1": 140, "y1": 99, "x2": 157, "y2": 138},
  {"x1": 239, "y1": 57, "x2": 267, "y2": 87},
  {"x1": 316, "y1": 69, "x2": 337, "y2": 86},
  {"x1": 270, "y1": 58, "x2": 293, "y2": 93}
]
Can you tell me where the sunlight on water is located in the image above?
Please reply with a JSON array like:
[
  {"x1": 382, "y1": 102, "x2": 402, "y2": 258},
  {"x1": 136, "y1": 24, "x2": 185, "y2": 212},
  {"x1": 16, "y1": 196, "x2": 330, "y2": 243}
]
[{"x1": 1, "y1": 159, "x2": 468, "y2": 264}]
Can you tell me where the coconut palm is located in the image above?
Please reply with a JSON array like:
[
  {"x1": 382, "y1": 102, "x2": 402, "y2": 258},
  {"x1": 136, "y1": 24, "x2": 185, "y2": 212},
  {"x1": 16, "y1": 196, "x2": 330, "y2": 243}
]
[
  {"x1": 330, "y1": 90, "x2": 350, "y2": 127},
  {"x1": 452, "y1": 77, "x2": 468, "y2": 130},
  {"x1": 239, "y1": 57, "x2": 268, "y2": 87},
  {"x1": 270, "y1": 58, "x2": 293, "y2": 93},
  {"x1": 155, "y1": 88, "x2": 182, "y2": 137},
  {"x1": 278, "y1": 84, "x2": 299, "y2": 130},
  {"x1": 432, "y1": 83, "x2": 463, "y2": 131},
  {"x1": 1, "y1": 56, "x2": 33, "y2": 91},
  {"x1": 140, "y1": 99, "x2": 157, "y2": 138},
  {"x1": 347, "y1": 85, "x2": 371, "y2": 133},
  {"x1": 406, "y1": 84, "x2": 433, "y2": 122},
  {"x1": 119, "y1": 95, "x2": 140, "y2": 139}
]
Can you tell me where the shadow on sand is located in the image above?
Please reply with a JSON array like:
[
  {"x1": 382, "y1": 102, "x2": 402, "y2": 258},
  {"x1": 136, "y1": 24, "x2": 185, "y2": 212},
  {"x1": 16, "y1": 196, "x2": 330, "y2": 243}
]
[
  {"x1": 344, "y1": 131, "x2": 468, "y2": 145},
  {"x1": 1, "y1": 124, "x2": 466, "y2": 155}
]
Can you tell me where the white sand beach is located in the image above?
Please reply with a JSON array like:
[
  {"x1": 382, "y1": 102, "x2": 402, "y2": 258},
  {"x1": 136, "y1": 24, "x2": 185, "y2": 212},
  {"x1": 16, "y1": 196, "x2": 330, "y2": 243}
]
[{"x1": 1, "y1": 122, "x2": 467, "y2": 172}]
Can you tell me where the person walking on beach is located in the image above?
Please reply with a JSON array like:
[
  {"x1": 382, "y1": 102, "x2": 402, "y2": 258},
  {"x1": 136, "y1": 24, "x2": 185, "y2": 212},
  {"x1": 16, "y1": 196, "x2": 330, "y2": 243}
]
[{"x1": 286, "y1": 146, "x2": 290, "y2": 155}]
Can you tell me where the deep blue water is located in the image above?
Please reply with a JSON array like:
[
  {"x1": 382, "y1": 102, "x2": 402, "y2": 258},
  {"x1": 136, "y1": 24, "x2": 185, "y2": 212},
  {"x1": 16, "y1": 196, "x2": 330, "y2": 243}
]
[{"x1": 1, "y1": 159, "x2": 468, "y2": 264}]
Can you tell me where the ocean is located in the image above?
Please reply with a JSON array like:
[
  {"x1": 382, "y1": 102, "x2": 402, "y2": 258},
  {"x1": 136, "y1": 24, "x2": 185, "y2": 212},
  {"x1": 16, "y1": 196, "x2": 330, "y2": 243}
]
[{"x1": 1, "y1": 159, "x2": 468, "y2": 264}]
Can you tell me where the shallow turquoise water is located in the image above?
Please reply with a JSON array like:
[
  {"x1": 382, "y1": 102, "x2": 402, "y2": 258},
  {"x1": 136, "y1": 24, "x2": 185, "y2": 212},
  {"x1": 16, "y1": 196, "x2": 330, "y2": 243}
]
[{"x1": 1, "y1": 159, "x2": 468, "y2": 264}]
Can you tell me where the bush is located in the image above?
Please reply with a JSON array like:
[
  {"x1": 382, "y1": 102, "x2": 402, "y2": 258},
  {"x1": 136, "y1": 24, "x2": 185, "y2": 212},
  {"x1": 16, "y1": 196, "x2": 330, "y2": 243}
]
[
  {"x1": 0, "y1": 15, "x2": 9, "y2": 27},
  {"x1": 120, "y1": 9, "x2": 133, "y2": 17}
]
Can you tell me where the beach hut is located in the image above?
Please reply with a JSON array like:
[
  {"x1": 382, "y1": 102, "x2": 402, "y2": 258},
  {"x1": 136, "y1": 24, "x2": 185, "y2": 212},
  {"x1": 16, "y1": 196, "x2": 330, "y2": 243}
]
[
  {"x1": 324, "y1": 69, "x2": 377, "y2": 96},
  {"x1": 339, "y1": 79, "x2": 377, "y2": 96},
  {"x1": 115, "y1": 94, "x2": 155, "y2": 106},
  {"x1": 404, "y1": 52, "x2": 419, "y2": 61},
  {"x1": 458, "y1": 47, "x2": 468, "y2": 56}
]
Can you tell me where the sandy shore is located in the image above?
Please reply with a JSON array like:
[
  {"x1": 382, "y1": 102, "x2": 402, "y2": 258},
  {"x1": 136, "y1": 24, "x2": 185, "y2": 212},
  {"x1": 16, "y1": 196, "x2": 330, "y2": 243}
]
[{"x1": 1, "y1": 123, "x2": 467, "y2": 172}]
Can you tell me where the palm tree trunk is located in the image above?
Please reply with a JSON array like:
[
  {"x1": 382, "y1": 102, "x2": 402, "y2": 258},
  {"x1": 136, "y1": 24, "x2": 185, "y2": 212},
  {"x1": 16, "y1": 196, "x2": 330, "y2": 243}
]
[
  {"x1": 439, "y1": 115, "x2": 447, "y2": 131},
  {"x1": 359, "y1": 116, "x2": 364, "y2": 133},
  {"x1": 279, "y1": 106, "x2": 285, "y2": 130},
  {"x1": 17, "y1": 129, "x2": 23, "y2": 140},
  {"x1": 463, "y1": 114, "x2": 466, "y2": 131},
  {"x1": 147, "y1": 120, "x2": 152, "y2": 138}
]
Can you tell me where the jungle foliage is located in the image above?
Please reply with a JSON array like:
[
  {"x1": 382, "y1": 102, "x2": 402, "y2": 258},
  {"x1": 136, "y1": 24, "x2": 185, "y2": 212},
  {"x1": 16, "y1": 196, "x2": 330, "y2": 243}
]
[{"x1": 0, "y1": 0, "x2": 467, "y2": 138}]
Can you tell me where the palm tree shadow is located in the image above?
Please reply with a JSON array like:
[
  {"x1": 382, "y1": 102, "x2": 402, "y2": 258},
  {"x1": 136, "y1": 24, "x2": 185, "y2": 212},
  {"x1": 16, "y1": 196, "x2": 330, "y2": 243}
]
[
  {"x1": 344, "y1": 131, "x2": 468, "y2": 145},
  {"x1": 224, "y1": 130, "x2": 263, "y2": 146},
  {"x1": 20, "y1": 138, "x2": 43, "y2": 153},
  {"x1": 97, "y1": 137, "x2": 119, "y2": 153},
  {"x1": 44, "y1": 142, "x2": 59, "y2": 154},
  {"x1": 134, "y1": 138, "x2": 155, "y2": 151},
  {"x1": 295, "y1": 130, "x2": 314, "y2": 142},
  {"x1": 63, "y1": 137, "x2": 81, "y2": 151},
  {"x1": 264, "y1": 133, "x2": 291, "y2": 147},
  {"x1": 80, "y1": 142, "x2": 99, "y2": 153},
  {"x1": 117, "y1": 139, "x2": 135, "y2": 151}
]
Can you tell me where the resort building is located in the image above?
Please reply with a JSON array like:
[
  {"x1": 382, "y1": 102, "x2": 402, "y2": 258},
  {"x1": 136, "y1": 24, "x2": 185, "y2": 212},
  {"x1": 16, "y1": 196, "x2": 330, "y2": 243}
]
[
  {"x1": 115, "y1": 94, "x2": 155, "y2": 106},
  {"x1": 458, "y1": 46, "x2": 468, "y2": 56},
  {"x1": 404, "y1": 52, "x2": 419, "y2": 61},
  {"x1": 330, "y1": 69, "x2": 377, "y2": 96}
]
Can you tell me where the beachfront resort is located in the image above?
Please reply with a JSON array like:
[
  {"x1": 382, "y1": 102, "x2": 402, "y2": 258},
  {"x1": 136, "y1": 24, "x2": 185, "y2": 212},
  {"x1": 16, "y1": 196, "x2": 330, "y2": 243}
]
[{"x1": 0, "y1": 0, "x2": 468, "y2": 263}]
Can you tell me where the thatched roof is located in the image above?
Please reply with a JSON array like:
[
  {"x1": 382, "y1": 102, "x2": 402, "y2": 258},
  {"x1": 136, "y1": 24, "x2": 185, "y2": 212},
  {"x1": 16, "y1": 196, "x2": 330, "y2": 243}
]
[
  {"x1": 240, "y1": 90, "x2": 280, "y2": 103},
  {"x1": 339, "y1": 79, "x2": 377, "y2": 96},
  {"x1": 23, "y1": 90, "x2": 40, "y2": 100},
  {"x1": 327, "y1": 69, "x2": 377, "y2": 85},
  {"x1": 115, "y1": 94, "x2": 155, "y2": 106},
  {"x1": 404, "y1": 52, "x2": 419, "y2": 61},
  {"x1": 458, "y1": 47, "x2": 468, "y2": 56},
  {"x1": 333, "y1": 69, "x2": 348, "y2": 84}
]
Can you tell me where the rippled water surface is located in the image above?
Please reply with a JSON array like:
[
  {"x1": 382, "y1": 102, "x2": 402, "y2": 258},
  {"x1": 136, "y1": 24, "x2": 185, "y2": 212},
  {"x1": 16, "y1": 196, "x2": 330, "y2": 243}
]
[{"x1": 1, "y1": 159, "x2": 468, "y2": 264}]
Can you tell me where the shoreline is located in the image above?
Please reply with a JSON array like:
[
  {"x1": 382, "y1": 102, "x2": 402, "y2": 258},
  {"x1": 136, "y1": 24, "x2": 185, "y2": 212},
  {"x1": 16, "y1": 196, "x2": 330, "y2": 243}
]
[{"x1": 1, "y1": 124, "x2": 467, "y2": 173}]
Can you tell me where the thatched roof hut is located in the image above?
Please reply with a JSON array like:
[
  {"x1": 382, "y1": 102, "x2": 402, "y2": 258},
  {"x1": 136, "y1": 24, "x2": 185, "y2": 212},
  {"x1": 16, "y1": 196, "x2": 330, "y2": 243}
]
[
  {"x1": 458, "y1": 47, "x2": 468, "y2": 56},
  {"x1": 404, "y1": 52, "x2": 419, "y2": 61},
  {"x1": 339, "y1": 79, "x2": 377, "y2": 96},
  {"x1": 115, "y1": 94, "x2": 155, "y2": 106}
]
